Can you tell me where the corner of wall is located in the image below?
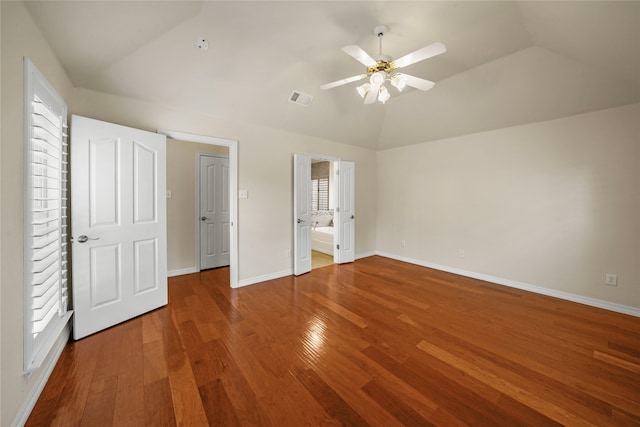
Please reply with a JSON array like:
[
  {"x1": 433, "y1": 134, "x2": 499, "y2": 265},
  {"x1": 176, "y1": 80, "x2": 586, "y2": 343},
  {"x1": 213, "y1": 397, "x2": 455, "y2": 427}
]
[{"x1": 1, "y1": 2, "x2": 74, "y2": 425}]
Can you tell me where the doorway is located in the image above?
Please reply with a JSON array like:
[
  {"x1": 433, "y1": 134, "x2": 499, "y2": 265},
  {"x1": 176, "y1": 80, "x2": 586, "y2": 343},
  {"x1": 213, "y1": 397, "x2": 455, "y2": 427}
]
[
  {"x1": 311, "y1": 159, "x2": 335, "y2": 269},
  {"x1": 294, "y1": 154, "x2": 355, "y2": 276},
  {"x1": 159, "y1": 129, "x2": 239, "y2": 287}
]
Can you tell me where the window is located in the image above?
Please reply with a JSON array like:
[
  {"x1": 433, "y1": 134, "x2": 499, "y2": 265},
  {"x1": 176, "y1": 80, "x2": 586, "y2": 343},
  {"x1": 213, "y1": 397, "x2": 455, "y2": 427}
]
[
  {"x1": 23, "y1": 58, "x2": 71, "y2": 372},
  {"x1": 311, "y1": 177, "x2": 329, "y2": 210}
]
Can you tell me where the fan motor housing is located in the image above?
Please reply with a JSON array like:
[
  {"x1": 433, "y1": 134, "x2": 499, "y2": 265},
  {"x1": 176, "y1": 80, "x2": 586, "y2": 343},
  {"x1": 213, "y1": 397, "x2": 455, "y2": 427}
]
[{"x1": 367, "y1": 60, "x2": 395, "y2": 76}]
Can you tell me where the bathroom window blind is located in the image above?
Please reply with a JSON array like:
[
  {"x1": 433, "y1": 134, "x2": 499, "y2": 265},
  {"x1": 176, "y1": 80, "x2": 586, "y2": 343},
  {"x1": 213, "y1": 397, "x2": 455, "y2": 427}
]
[
  {"x1": 24, "y1": 58, "x2": 71, "y2": 372},
  {"x1": 311, "y1": 178, "x2": 329, "y2": 211}
]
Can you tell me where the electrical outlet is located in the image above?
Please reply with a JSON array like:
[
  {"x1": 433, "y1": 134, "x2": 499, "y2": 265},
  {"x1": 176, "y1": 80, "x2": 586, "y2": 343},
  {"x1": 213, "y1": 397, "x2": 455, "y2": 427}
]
[
  {"x1": 401, "y1": 240, "x2": 406, "y2": 248},
  {"x1": 166, "y1": 190, "x2": 172, "y2": 199},
  {"x1": 286, "y1": 249, "x2": 291, "y2": 258},
  {"x1": 605, "y1": 273, "x2": 617, "y2": 286},
  {"x1": 457, "y1": 250, "x2": 465, "y2": 258}
]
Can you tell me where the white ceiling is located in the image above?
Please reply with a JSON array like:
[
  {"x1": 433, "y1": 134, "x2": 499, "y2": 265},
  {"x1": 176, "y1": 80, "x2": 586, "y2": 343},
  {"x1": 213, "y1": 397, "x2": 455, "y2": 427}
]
[{"x1": 25, "y1": 1, "x2": 640, "y2": 150}]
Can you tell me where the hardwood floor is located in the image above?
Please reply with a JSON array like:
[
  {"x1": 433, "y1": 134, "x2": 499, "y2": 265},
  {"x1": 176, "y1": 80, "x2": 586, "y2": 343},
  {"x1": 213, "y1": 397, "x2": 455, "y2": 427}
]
[
  {"x1": 27, "y1": 256, "x2": 639, "y2": 426},
  {"x1": 312, "y1": 250, "x2": 334, "y2": 269}
]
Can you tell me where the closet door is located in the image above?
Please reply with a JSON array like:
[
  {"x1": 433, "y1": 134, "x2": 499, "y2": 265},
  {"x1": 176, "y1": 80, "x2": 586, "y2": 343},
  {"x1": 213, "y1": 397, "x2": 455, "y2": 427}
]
[{"x1": 199, "y1": 154, "x2": 230, "y2": 270}]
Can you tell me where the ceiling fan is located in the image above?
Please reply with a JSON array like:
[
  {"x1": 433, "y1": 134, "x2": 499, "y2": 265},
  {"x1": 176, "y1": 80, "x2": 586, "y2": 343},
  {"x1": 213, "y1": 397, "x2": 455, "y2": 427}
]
[{"x1": 321, "y1": 25, "x2": 446, "y2": 104}]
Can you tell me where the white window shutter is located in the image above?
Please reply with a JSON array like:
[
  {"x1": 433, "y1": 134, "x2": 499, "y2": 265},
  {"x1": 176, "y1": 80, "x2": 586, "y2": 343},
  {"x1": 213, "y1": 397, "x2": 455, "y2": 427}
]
[{"x1": 24, "y1": 58, "x2": 72, "y2": 372}]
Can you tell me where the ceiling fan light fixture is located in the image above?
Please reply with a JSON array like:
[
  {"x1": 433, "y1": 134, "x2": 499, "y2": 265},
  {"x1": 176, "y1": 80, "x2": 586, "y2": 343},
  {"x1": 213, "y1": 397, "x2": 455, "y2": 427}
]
[
  {"x1": 356, "y1": 83, "x2": 370, "y2": 98},
  {"x1": 378, "y1": 86, "x2": 391, "y2": 103},
  {"x1": 320, "y1": 24, "x2": 445, "y2": 105},
  {"x1": 390, "y1": 74, "x2": 407, "y2": 92},
  {"x1": 370, "y1": 71, "x2": 386, "y2": 86}
]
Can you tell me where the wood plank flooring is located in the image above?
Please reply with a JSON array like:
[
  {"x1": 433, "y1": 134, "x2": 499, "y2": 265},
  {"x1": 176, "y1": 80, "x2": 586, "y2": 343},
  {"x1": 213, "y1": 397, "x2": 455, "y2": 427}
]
[
  {"x1": 312, "y1": 250, "x2": 334, "y2": 269},
  {"x1": 26, "y1": 256, "x2": 640, "y2": 426}
]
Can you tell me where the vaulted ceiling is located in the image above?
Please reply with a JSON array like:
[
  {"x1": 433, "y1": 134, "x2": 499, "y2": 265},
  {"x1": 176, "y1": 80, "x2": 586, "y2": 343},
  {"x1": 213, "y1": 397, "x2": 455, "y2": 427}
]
[{"x1": 25, "y1": 1, "x2": 640, "y2": 150}]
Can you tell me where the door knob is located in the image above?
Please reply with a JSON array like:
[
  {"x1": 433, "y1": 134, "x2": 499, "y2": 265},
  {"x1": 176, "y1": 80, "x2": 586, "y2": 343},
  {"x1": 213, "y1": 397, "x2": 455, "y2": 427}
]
[
  {"x1": 350, "y1": 215, "x2": 355, "y2": 219},
  {"x1": 297, "y1": 219, "x2": 305, "y2": 223},
  {"x1": 201, "y1": 216, "x2": 210, "y2": 221},
  {"x1": 75, "y1": 235, "x2": 99, "y2": 243}
]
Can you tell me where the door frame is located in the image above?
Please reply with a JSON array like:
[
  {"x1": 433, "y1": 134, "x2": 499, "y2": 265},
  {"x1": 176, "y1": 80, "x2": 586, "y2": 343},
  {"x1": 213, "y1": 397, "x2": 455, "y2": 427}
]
[
  {"x1": 196, "y1": 153, "x2": 230, "y2": 271},
  {"x1": 158, "y1": 129, "x2": 239, "y2": 288}
]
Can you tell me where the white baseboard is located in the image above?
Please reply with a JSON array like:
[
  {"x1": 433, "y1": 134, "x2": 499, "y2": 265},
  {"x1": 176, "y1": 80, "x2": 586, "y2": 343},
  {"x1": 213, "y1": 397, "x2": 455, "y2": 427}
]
[
  {"x1": 236, "y1": 268, "x2": 293, "y2": 288},
  {"x1": 376, "y1": 251, "x2": 640, "y2": 318},
  {"x1": 356, "y1": 251, "x2": 376, "y2": 260},
  {"x1": 168, "y1": 267, "x2": 198, "y2": 277},
  {"x1": 13, "y1": 322, "x2": 71, "y2": 427},
  {"x1": 237, "y1": 251, "x2": 377, "y2": 288},
  {"x1": 236, "y1": 252, "x2": 375, "y2": 288}
]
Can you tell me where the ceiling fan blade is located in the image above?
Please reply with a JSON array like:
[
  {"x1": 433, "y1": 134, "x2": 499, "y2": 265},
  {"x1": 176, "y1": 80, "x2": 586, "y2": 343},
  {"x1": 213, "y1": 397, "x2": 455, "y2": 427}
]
[
  {"x1": 364, "y1": 82, "x2": 381, "y2": 104},
  {"x1": 342, "y1": 45, "x2": 377, "y2": 67},
  {"x1": 320, "y1": 74, "x2": 367, "y2": 90},
  {"x1": 402, "y1": 74, "x2": 436, "y2": 91},
  {"x1": 392, "y1": 42, "x2": 446, "y2": 69}
]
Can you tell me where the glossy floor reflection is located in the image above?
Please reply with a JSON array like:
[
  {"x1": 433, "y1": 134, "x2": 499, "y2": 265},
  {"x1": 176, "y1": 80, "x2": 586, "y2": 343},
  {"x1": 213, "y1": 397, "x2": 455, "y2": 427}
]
[{"x1": 27, "y1": 256, "x2": 640, "y2": 426}]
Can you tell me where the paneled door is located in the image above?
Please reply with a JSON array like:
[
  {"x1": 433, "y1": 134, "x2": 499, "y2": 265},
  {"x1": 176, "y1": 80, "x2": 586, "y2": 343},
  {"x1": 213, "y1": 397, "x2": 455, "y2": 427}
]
[
  {"x1": 335, "y1": 161, "x2": 355, "y2": 264},
  {"x1": 199, "y1": 154, "x2": 230, "y2": 270},
  {"x1": 293, "y1": 154, "x2": 312, "y2": 275},
  {"x1": 71, "y1": 115, "x2": 167, "y2": 340}
]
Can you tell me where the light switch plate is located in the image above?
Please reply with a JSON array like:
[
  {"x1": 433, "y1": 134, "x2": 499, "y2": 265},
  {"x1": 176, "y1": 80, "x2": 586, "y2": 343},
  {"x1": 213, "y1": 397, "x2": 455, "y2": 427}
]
[{"x1": 239, "y1": 189, "x2": 248, "y2": 199}]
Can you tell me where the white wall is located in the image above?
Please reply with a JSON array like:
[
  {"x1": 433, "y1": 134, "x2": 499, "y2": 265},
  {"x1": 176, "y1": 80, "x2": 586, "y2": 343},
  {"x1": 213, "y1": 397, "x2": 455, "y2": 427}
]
[
  {"x1": 1, "y1": 2, "x2": 75, "y2": 425},
  {"x1": 72, "y1": 88, "x2": 378, "y2": 282},
  {"x1": 377, "y1": 103, "x2": 640, "y2": 310}
]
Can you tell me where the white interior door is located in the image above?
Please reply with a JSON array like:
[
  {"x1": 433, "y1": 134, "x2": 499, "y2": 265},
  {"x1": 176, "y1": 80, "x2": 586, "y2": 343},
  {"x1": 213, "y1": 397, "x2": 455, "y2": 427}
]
[
  {"x1": 199, "y1": 154, "x2": 230, "y2": 269},
  {"x1": 71, "y1": 115, "x2": 167, "y2": 340},
  {"x1": 293, "y1": 154, "x2": 312, "y2": 275},
  {"x1": 335, "y1": 160, "x2": 355, "y2": 264}
]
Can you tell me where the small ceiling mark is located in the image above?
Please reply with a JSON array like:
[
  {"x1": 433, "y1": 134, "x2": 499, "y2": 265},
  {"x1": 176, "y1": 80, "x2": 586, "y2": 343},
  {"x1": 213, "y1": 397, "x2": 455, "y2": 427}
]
[{"x1": 194, "y1": 37, "x2": 209, "y2": 51}]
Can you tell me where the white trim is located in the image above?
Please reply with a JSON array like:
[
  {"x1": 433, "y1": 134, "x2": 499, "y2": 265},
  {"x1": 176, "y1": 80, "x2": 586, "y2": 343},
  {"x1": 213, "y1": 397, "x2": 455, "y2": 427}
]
[
  {"x1": 356, "y1": 251, "x2": 376, "y2": 260},
  {"x1": 13, "y1": 323, "x2": 71, "y2": 427},
  {"x1": 376, "y1": 251, "x2": 640, "y2": 318},
  {"x1": 238, "y1": 252, "x2": 372, "y2": 288},
  {"x1": 194, "y1": 154, "x2": 200, "y2": 271},
  {"x1": 237, "y1": 269, "x2": 293, "y2": 288},
  {"x1": 331, "y1": 160, "x2": 339, "y2": 265},
  {"x1": 168, "y1": 267, "x2": 198, "y2": 277},
  {"x1": 305, "y1": 153, "x2": 341, "y2": 162},
  {"x1": 158, "y1": 129, "x2": 239, "y2": 288}
]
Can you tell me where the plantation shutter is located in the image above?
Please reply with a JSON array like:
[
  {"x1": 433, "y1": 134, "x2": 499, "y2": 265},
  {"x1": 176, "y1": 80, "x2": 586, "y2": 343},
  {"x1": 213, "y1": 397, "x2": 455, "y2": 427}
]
[
  {"x1": 317, "y1": 177, "x2": 329, "y2": 210},
  {"x1": 311, "y1": 178, "x2": 329, "y2": 211},
  {"x1": 24, "y1": 58, "x2": 72, "y2": 372}
]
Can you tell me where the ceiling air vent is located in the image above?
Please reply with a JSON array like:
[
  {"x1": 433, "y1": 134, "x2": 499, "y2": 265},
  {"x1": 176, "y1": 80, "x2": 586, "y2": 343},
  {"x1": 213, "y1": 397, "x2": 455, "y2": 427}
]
[{"x1": 289, "y1": 91, "x2": 313, "y2": 107}]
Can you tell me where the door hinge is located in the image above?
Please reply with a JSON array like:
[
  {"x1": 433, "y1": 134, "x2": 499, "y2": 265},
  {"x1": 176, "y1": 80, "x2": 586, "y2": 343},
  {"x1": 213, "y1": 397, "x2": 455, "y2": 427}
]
[
  {"x1": 335, "y1": 207, "x2": 340, "y2": 213},
  {"x1": 336, "y1": 244, "x2": 340, "y2": 250}
]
